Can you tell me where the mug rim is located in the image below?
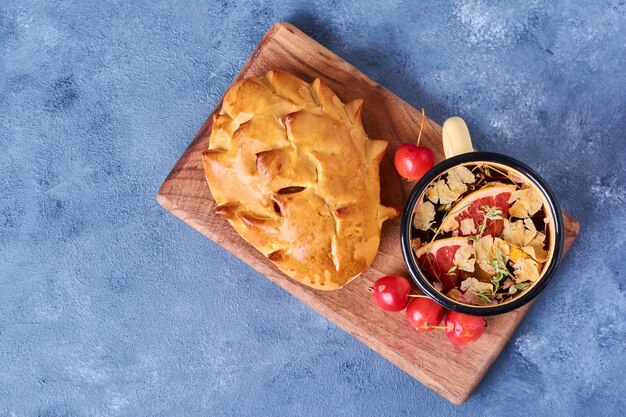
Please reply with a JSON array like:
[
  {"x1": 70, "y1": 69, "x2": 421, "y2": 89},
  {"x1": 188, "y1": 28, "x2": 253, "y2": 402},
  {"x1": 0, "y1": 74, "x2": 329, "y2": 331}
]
[{"x1": 400, "y1": 151, "x2": 565, "y2": 316}]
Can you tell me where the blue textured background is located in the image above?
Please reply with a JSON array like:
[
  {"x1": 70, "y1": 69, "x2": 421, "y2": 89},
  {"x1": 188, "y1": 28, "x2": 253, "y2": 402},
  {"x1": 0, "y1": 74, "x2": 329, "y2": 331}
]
[{"x1": 1, "y1": 1, "x2": 625, "y2": 416}]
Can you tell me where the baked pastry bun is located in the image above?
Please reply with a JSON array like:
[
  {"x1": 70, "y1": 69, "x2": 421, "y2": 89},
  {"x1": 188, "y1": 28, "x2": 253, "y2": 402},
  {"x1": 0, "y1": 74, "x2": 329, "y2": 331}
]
[{"x1": 203, "y1": 70, "x2": 397, "y2": 290}]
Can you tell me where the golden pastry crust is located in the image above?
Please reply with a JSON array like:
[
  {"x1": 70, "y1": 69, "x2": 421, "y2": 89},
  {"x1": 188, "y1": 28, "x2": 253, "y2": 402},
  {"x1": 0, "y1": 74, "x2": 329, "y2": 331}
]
[{"x1": 203, "y1": 70, "x2": 398, "y2": 290}]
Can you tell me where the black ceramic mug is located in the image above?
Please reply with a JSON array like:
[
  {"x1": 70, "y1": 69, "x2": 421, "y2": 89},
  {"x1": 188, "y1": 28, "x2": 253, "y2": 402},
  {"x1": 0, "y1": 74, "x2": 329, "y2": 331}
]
[{"x1": 400, "y1": 119, "x2": 564, "y2": 316}]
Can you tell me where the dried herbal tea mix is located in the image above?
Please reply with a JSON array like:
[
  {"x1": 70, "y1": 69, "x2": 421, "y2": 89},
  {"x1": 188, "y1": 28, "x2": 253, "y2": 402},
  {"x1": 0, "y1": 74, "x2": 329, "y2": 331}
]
[{"x1": 411, "y1": 163, "x2": 554, "y2": 306}]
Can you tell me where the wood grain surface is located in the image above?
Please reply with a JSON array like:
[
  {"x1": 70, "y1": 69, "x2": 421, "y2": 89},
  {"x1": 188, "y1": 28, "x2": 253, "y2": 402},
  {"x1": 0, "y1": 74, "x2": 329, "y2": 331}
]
[{"x1": 157, "y1": 22, "x2": 580, "y2": 404}]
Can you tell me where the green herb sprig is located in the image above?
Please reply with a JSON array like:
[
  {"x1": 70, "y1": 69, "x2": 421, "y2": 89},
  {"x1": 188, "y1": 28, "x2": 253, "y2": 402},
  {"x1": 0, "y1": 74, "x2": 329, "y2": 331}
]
[
  {"x1": 490, "y1": 251, "x2": 509, "y2": 293},
  {"x1": 467, "y1": 205, "x2": 503, "y2": 242}
]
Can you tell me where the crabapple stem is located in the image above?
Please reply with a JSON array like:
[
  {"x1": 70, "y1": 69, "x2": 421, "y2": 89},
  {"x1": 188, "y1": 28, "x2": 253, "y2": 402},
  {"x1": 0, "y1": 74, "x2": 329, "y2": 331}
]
[
  {"x1": 416, "y1": 325, "x2": 453, "y2": 330},
  {"x1": 416, "y1": 107, "x2": 425, "y2": 147},
  {"x1": 407, "y1": 293, "x2": 430, "y2": 298}
]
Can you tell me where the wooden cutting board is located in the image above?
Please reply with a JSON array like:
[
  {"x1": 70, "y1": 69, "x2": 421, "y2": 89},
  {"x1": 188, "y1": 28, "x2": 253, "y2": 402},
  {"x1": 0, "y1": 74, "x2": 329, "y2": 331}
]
[{"x1": 157, "y1": 22, "x2": 579, "y2": 404}]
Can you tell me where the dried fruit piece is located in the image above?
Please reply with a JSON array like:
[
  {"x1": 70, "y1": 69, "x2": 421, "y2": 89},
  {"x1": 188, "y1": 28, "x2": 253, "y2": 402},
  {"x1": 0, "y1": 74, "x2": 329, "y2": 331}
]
[
  {"x1": 440, "y1": 185, "x2": 515, "y2": 236},
  {"x1": 414, "y1": 237, "x2": 469, "y2": 291}
]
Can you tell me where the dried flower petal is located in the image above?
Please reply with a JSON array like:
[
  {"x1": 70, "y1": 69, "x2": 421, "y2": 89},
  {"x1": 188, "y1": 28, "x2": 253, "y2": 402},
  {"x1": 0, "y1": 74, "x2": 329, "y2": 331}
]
[
  {"x1": 502, "y1": 278, "x2": 515, "y2": 289},
  {"x1": 460, "y1": 277, "x2": 494, "y2": 305},
  {"x1": 460, "y1": 277, "x2": 493, "y2": 293},
  {"x1": 521, "y1": 231, "x2": 549, "y2": 262},
  {"x1": 529, "y1": 230, "x2": 545, "y2": 245},
  {"x1": 413, "y1": 201, "x2": 436, "y2": 231},
  {"x1": 442, "y1": 217, "x2": 460, "y2": 233},
  {"x1": 447, "y1": 288, "x2": 467, "y2": 302},
  {"x1": 502, "y1": 218, "x2": 536, "y2": 247},
  {"x1": 522, "y1": 239, "x2": 550, "y2": 263},
  {"x1": 521, "y1": 245, "x2": 549, "y2": 263},
  {"x1": 508, "y1": 187, "x2": 543, "y2": 218},
  {"x1": 425, "y1": 179, "x2": 457, "y2": 204},
  {"x1": 473, "y1": 235, "x2": 510, "y2": 275},
  {"x1": 425, "y1": 166, "x2": 475, "y2": 205},
  {"x1": 447, "y1": 166, "x2": 475, "y2": 194},
  {"x1": 508, "y1": 173, "x2": 525, "y2": 183},
  {"x1": 513, "y1": 258, "x2": 541, "y2": 282},
  {"x1": 454, "y1": 241, "x2": 475, "y2": 272},
  {"x1": 503, "y1": 218, "x2": 549, "y2": 262},
  {"x1": 460, "y1": 218, "x2": 477, "y2": 235},
  {"x1": 508, "y1": 245, "x2": 530, "y2": 262}
]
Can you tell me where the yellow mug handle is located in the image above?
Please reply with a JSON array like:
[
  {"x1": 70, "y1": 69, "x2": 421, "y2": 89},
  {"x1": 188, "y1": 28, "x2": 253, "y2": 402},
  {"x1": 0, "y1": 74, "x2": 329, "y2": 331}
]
[{"x1": 442, "y1": 117, "x2": 475, "y2": 158}]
